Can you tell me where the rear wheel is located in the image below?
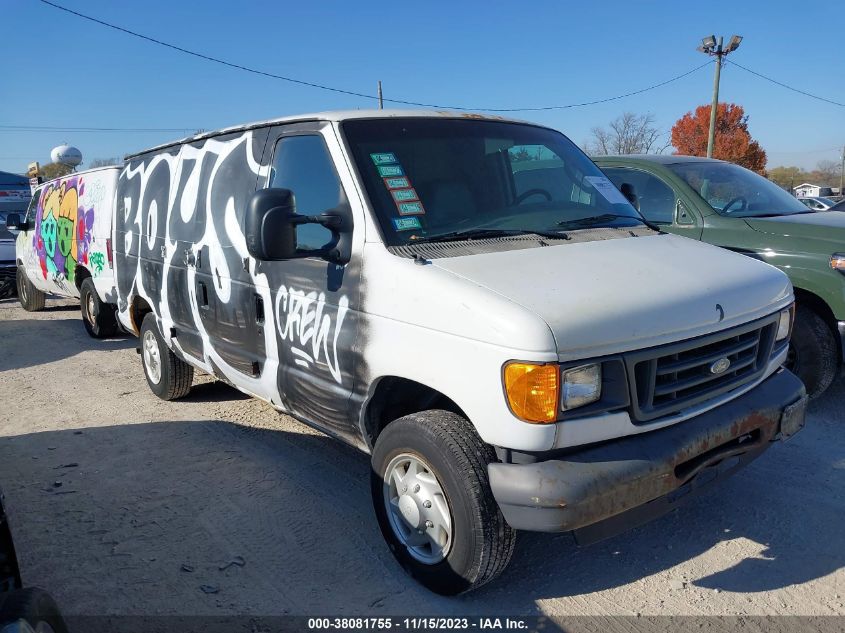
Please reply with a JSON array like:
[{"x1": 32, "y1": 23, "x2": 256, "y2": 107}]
[
  {"x1": 0, "y1": 587, "x2": 68, "y2": 633},
  {"x1": 788, "y1": 305, "x2": 837, "y2": 399},
  {"x1": 370, "y1": 410, "x2": 515, "y2": 595},
  {"x1": 80, "y1": 277, "x2": 117, "y2": 338},
  {"x1": 16, "y1": 269, "x2": 45, "y2": 312},
  {"x1": 140, "y1": 312, "x2": 193, "y2": 400}
]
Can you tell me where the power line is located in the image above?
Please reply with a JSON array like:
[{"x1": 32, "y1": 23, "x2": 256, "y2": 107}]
[
  {"x1": 0, "y1": 125, "x2": 194, "y2": 133},
  {"x1": 36, "y1": 0, "x2": 711, "y2": 113},
  {"x1": 727, "y1": 60, "x2": 845, "y2": 107}
]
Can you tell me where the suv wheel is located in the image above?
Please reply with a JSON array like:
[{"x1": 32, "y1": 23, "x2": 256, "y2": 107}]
[{"x1": 789, "y1": 305, "x2": 837, "y2": 398}]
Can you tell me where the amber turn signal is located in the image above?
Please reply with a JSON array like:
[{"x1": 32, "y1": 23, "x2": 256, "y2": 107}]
[{"x1": 503, "y1": 362, "x2": 560, "y2": 423}]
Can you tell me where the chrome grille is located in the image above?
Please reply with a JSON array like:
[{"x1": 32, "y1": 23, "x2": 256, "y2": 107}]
[{"x1": 626, "y1": 314, "x2": 779, "y2": 422}]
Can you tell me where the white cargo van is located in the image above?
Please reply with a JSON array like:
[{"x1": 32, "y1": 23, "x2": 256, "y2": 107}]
[
  {"x1": 7, "y1": 166, "x2": 121, "y2": 337},
  {"x1": 114, "y1": 111, "x2": 806, "y2": 594}
]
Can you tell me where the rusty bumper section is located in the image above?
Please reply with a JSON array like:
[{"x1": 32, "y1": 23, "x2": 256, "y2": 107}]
[{"x1": 488, "y1": 368, "x2": 806, "y2": 542}]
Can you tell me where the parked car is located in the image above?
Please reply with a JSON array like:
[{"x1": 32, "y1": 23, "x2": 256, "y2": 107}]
[
  {"x1": 830, "y1": 199, "x2": 845, "y2": 212},
  {"x1": 6, "y1": 166, "x2": 121, "y2": 337},
  {"x1": 597, "y1": 155, "x2": 845, "y2": 398},
  {"x1": 114, "y1": 111, "x2": 805, "y2": 594},
  {"x1": 0, "y1": 172, "x2": 31, "y2": 298},
  {"x1": 799, "y1": 196, "x2": 837, "y2": 211},
  {"x1": 0, "y1": 487, "x2": 68, "y2": 632}
]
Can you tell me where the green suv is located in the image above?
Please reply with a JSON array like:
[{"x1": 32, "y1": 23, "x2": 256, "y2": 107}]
[{"x1": 596, "y1": 155, "x2": 845, "y2": 398}]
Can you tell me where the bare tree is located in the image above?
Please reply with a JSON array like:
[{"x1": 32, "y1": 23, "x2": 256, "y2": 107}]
[
  {"x1": 816, "y1": 159, "x2": 840, "y2": 182},
  {"x1": 87, "y1": 157, "x2": 121, "y2": 168},
  {"x1": 587, "y1": 112, "x2": 669, "y2": 156}
]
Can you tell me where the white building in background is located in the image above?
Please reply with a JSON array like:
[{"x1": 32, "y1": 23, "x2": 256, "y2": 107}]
[{"x1": 793, "y1": 183, "x2": 831, "y2": 197}]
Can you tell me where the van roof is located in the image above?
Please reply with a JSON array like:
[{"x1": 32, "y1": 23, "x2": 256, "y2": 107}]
[
  {"x1": 125, "y1": 109, "x2": 532, "y2": 160},
  {"x1": 32, "y1": 164, "x2": 122, "y2": 190}
]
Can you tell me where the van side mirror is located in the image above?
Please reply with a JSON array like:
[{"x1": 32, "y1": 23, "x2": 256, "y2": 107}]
[
  {"x1": 244, "y1": 188, "x2": 352, "y2": 265},
  {"x1": 5, "y1": 213, "x2": 25, "y2": 231}
]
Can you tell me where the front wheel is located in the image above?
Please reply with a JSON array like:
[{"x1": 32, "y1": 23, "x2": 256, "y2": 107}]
[
  {"x1": 0, "y1": 587, "x2": 69, "y2": 633},
  {"x1": 370, "y1": 410, "x2": 515, "y2": 595},
  {"x1": 788, "y1": 305, "x2": 838, "y2": 399},
  {"x1": 16, "y1": 268, "x2": 45, "y2": 312},
  {"x1": 140, "y1": 312, "x2": 194, "y2": 400},
  {"x1": 80, "y1": 278, "x2": 117, "y2": 338}
]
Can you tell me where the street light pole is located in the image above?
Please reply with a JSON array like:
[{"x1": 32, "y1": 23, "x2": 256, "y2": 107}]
[{"x1": 697, "y1": 34, "x2": 742, "y2": 159}]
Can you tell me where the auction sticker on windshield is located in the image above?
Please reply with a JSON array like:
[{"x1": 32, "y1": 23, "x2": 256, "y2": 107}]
[
  {"x1": 396, "y1": 201, "x2": 425, "y2": 215},
  {"x1": 383, "y1": 176, "x2": 411, "y2": 189},
  {"x1": 585, "y1": 176, "x2": 630, "y2": 205},
  {"x1": 370, "y1": 152, "x2": 398, "y2": 165},
  {"x1": 392, "y1": 216, "x2": 422, "y2": 231},
  {"x1": 377, "y1": 165, "x2": 404, "y2": 177}
]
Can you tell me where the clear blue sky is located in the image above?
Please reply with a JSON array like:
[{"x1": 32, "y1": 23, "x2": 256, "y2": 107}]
[{"x1": 1, "y1": 0, "x2": 843, "y2": 174}]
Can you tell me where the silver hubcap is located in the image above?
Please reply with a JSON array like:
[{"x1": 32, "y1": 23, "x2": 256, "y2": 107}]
[
  {"x1": 143, "y1": 330, "x2": 162, "y2": 384},
  {"x1": 86, "y1": 293, "x2": 96, "y2": 325},
  {"x1": 383, "y1": 453, "x2": 452, "y2": 564}
]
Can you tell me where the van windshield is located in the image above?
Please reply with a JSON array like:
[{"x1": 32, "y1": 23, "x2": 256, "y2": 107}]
[
  {"x1": 342, "y1": 118, "x2": 643, "y2": 246},
  {"x1": 667, "y1": 161, "x2": 810, "y2": 218}
]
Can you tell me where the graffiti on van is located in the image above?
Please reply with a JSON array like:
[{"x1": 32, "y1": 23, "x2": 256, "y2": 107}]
[
  {"x1": 89, "y1": 251, "x2": 105, "y2": 275},
  {"x1": 33, "y1": 177, "x2": 95, "y2": 284},
  {"x1": 275, "y1": 285, "x2": 350, "y2": 384}
]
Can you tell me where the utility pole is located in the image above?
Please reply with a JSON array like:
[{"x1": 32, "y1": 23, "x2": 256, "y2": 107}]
[
  {"x1": 697, "y1": 35, "x2": 742, "y2": 158},
  {"x1": 840, "y1": 144, "x2": 844, "y2": 195},
  {"x1": 377, "y1": 81, "x2": 383, "y2": 110}
]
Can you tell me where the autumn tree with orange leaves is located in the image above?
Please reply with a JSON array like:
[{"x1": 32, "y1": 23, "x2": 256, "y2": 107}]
[{"x1": 670, "y1": 103, "x2": 767, "y2": 174}]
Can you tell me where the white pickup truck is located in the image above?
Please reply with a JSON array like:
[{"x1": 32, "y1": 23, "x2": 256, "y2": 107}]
[{"x1": 112, "y1": 110, "x2": 807, "y2": 594}]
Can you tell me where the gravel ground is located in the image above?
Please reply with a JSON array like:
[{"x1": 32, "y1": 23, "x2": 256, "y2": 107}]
[{"x1": 0, "y1": 296, "x2": 843, "y2": 618}]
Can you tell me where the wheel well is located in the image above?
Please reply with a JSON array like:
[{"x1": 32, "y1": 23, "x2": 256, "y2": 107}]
[
  {"x1": 363, "y1": 377, "x2": 467, "y2": 449},
  {"x1": 794, "y1": 287, "x2": 841, "y2": 361},
  {"x1": 130, "y1": 296, "x2": 153, "y2": 336},
  {"x1": 74, "y1": 266, "x2": 91, "y2": 290}
]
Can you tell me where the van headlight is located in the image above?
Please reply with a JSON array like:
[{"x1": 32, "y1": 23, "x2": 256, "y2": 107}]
[
  {"x1": 830, "y1": 253, "x2": 845, "y2": 274},
  {"x1": 561, "y1": 364, "x2": 602, "y2": 411},
  {"x1": 776, "y1": 305, "x2": 795, "y2": 343}
]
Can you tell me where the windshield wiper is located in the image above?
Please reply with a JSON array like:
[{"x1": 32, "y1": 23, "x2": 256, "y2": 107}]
[
  {"x1": 557, "y1": 213, "x2": 649, "y2": 229},
  {"x1": 409, "y1": 227, "x2": 570, "y2": 244}
]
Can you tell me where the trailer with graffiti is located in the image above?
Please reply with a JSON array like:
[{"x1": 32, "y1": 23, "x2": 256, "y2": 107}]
[
  {"x1": 112, "y1": 110, "x2": 806, "y2": 596},
  {"x1": 8, "y1": 166, "x2": 121, "y2": 337}
]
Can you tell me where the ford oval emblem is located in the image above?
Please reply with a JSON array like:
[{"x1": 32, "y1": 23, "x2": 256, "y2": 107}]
[{"x1": 710, "y1": 357, "x2": 731, "y2": 375}]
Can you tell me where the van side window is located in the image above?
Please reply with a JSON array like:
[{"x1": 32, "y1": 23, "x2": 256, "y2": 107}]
[
  {"x1": 268, "y1": 135, "x2": 344, "y2": 251},
  {"x1": 24, "y1": 191, "x2": 40, "y2": 223},
  {"x1": 603, "y1": 167, "x2": 676, "y2": 224}
]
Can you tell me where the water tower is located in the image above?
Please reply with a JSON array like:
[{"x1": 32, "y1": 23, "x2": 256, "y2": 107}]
[{"x1": 50, "y1": 145, "x2": 83, "y2": 170}]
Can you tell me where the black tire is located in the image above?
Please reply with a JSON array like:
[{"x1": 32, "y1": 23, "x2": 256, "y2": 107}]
[
  {"x1": 16, "y1": 268, "x2": 45, "y2": 312},
  {"x1": 0, "y1": 587, "x2": 69, "y2": 633},
  {"x1": 789, "y1": 305, "x2": 838, "y2": 399},
  {"x1": 371, "y1": 410, "x2": 516, "y2": 595},
  {"x1": 80, "y1": 277, "x2": 118, "y2": 339},
  {"x1": 140, "y1": 312, "x2": 193, "y2": 401}
]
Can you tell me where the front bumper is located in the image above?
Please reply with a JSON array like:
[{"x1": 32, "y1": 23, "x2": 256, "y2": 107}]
[{"x1": 488, "y1": 368, "x2": 806, "y2": 543}]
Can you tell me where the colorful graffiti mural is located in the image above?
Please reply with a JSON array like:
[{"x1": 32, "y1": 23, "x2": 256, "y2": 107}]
[{"x1": 33, "y1": 177, "x2": 94, "y2": 284}]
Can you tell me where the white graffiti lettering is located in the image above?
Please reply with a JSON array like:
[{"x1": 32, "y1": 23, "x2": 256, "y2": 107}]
[{"x1": 275, "y1": 285, "x2": 349, "y2": 384}]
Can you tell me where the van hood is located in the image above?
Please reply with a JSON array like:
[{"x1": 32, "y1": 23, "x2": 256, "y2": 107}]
[
  {"x1": 745, "y1": 211, "x2": 845, "y2": 244},
  {"x1": 432, "y1": 234, "x2": 792, "y2": 360}
]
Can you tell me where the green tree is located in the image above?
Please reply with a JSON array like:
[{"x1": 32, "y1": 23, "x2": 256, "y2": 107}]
[{"x1": 38, "y1": 162, "x2": 74, "y2": 180}]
